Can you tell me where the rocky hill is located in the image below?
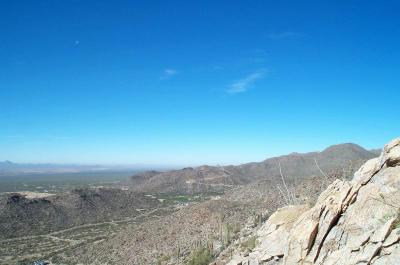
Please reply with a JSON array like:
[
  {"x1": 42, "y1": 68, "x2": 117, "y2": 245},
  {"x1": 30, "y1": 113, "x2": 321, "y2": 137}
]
[
  {"x1": 130, "y1": 143, "x2": 376, "y2": 194},
  {"x1": 223, "y1": 138, "x2": 400, "y2": 265},
  {"x1": 0, "y1": 187, "x2": 163, "y2": 239}
]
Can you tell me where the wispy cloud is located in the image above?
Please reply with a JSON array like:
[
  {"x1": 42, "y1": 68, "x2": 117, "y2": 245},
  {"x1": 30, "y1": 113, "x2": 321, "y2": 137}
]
[
  {"x1": 226, "y1": 70, "x2": 266, "y2": 94},
  {"x1": 50, "y1": 136, "x2": 72, "y2": 140},
  {"x1": 5, "y1": 135, "x2": 24, "y2": 139},
  {"x1": 160, "y1": 68, "x2": 178, "y2": 80},
  {"x1": 268, "y1": 31, "x2": 305, "y2": 40},
  {"x1": 211, "y1": 65, "x2": 223, "y2": 71},
  {"x1": 3, "y1": 135, "x2": 72, "y2": 141}
]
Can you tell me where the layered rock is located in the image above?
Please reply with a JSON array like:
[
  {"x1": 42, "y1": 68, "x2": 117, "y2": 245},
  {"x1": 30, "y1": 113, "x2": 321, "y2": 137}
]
[{"x1": 227, "y1": 138, "x2": 400, "y2": 265}]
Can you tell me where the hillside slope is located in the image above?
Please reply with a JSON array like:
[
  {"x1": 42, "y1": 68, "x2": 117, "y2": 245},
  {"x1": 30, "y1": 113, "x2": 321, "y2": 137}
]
[{"x1": 0, "y1": 188, "x2": 162, "y2": 239}]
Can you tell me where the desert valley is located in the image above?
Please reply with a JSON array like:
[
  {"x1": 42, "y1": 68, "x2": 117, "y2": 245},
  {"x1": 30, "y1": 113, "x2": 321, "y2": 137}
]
[{"x1": 1, "y1": 141, "x2": 391, "y2": 264}]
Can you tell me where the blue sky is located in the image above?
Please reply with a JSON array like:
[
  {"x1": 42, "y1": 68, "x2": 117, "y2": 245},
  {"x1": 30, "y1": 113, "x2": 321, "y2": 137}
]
[{"x1": 1, "y1": 0, "x2": 399, "y2": 166}]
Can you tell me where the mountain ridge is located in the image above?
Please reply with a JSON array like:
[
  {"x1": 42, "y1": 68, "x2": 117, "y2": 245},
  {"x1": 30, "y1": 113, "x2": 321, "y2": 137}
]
[{"x1": 130, "y1": 142, "x2": 377, "y2": 194}]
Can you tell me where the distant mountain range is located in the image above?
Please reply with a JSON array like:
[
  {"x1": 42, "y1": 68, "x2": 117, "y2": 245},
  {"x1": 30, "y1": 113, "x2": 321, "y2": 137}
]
[
  {"x1": 0, "y1": 161, "x2": 166, "y2": 176},
  {"x1": 0, "y1": 162, "x2": 119, "y2": 175},
  {"x1": 1, "y1": 143, "x2": 379, "y2": 181},
  {"x1": 130, "y1": 143, "x2": 379, "y2": 194}
]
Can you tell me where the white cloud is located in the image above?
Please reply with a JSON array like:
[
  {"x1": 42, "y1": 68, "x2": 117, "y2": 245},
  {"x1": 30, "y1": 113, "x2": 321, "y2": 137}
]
[
  {"x1": 226, "y1": 70, "x2": 266, "y2": 94},
  {"x1": 160, "y1": 68, "x2": 178, "y2": 79}
]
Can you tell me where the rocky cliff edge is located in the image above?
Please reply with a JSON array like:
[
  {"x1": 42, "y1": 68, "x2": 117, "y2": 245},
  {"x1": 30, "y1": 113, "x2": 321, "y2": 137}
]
[{"x1": 227, "y1": 138, "x2": 400, "y2": 265}]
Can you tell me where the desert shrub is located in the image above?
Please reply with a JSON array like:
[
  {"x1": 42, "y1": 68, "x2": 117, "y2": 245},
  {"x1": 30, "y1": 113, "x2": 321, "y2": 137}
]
[
  {"x1": 240, "y1": 236, "x2": 257, "y2": 252},
  {"x1": 250, "y1": 211, "x2": 268, "y2": 228},
  {"x1": 186, "y1": 246, "x2": 213, "y2": 265},
  {"x1": 391, "y1": 211, "x2": 400, "y2": 231}
]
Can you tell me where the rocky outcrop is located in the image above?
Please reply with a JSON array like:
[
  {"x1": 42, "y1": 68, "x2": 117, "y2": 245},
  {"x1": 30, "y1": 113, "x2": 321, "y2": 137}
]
[{"x1": 227, "y1": 138, "x2": 400, "y2": 265}]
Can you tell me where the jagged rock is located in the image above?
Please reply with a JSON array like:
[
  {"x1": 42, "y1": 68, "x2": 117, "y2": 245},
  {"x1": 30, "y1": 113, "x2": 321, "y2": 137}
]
[
  {"x1": 255, "y1": 205, "x2": 309, "y2": 263},
  {"x1": 226, "y1": 205, "x2": 309, "y2": 265},
  {"x1": 226, "y1": 138, "x2": 400, "y2": 265}
]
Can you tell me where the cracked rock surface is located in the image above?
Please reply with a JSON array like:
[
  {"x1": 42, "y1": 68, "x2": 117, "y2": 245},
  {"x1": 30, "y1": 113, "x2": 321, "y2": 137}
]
[{"x1": 227, "y1": 138, "x2": 400, "y2": 265}]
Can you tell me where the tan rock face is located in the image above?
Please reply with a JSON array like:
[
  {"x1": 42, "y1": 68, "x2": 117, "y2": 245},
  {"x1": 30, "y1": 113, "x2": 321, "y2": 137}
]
[
  {"x1": 227, "y1": 205, "x2": 309, "y2": 265},
  {"x1": 255, "y1": 205, "x2": 309, "y2": 262},
  {"x1": 226, "y1": 137, "x2": 400, "y2": 265}
]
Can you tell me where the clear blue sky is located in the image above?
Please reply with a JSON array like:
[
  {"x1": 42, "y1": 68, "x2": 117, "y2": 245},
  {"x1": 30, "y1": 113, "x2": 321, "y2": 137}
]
[{"x1": 1, "y1": 0, "x2": 399, "y2": 166}]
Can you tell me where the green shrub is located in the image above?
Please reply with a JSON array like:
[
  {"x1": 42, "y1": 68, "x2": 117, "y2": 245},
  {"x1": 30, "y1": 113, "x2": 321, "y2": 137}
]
[{"x1": 186, "y1": 246, "x2": 213, "y2": 265}]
